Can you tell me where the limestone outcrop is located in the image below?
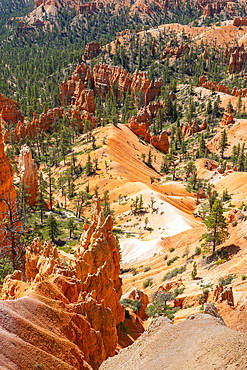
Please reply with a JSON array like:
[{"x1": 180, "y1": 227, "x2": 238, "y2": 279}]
[
  {"x1": 124, "y1": 287, "x2": 149, "y2": 320},
  {"x1": 129, "y1": 101, "x2": 169, "y2": 154},
  {"x1": 4, "y1": 107, "x2": 64, "y2": 142},
  {"x1": 181, "y1": 121, "x2": 207, "y2": 138},
  {"x1": 228, "y1": 44, "x2": 247, "y2": 74},
  {"x1": 221, "y1": 108, "x2": 234, "y2": 125},
  {"x1": 83, "y1": 41, "x2": 101, "y2": 60},
  {"x1": 213, "y1": 283, "x2": 234, "y2": 306},
  {"x1": 0, "y1": 93, "x2": 24, "y2": 125},
  {"x1": 163, "y1": 42, "x2": 189, "y2": 59},
  {"x1": 150, "y1": 131, "x2": 169, "y2": 153},
  {"x1": 0, "y1": 196, "x2": 124, "y2": 369},
  {"x1": 199, "y1": 75, "x2": 247, "y2": 97},
  {"x1": 233, "y1": 17, "x2": 247, "y2": 27},
  {"x1": 59, "y1": 62, "x2": 95, "y2": 114},
  {"x1": 18, "y1": 145, "x2": 38, "y2": 206},
  {"x1": 93, "y1": 64, "x2": 162, "y2": 104}
]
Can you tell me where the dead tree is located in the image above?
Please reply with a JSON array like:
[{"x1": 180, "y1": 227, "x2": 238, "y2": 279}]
[{"x1": 0, "y1": 191, "x2": 25, "y2": 269}]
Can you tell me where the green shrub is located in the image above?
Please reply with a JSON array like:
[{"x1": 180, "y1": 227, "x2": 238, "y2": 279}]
[
  {"x1": 120, "y1": 298, "x2": 142, "y2": 312},
  {"x1": 218, "y1": 274, "x2": 236, "y2": 286},
  {"x1": 162, "y1": 265, "x2": 186, "y2": 281},
  {"x1": 169, "y1": 247, "x2": 175, "y2": 253},
  {"x1": 144, "y1": 267, "x2": 151, "y2": 272},
  {"x1": 116, "y1": 321, "x2": 128, "y2": 337},
  {"x1": 145, "y1": 291, "x2": 179, "y2": 320},
  {"x1": 132, "y1": 268, "x2": 138, "y2": 276},
  {"x1": 143, "y1": 277, "x2": 153, "y2": 289},
  {"x1": 241, "y1": 275, "x2": 246, "y2": 281},
  {"x1": 0, "y1": 258, "x2": 14, "y2": 285},
  {"x1": 167, "y1": 256, "x2": 179, "y2": 266},
  {"x1": 195, "y1": 246, "x2": 201, "y2": 255},
  {"x1": 198, "y1": 289, "x2": 209, "y2": 304}
]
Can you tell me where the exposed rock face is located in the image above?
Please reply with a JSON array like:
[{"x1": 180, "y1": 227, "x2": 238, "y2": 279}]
[
  {"x1": 129, "y1": 101, "x2": 169, "y2": 154},
  {"x1": 233, "y1": 17, "x2": 247, "y2": 27},
  {"x1": 221, "y1": 108, "x2": 234, "y2": 125},
  {"x1": 83, "y1": 42, "x2": 101, "y2": 60},
  {"x1": 228, "y1": 44, "x2": 247, "y2": 74},
  {"x1": 124, "y1": 287, "x2": 149, "y2": 320},
  {"x1": 0, "y1": 196, "x2": 124, "y2": 369},
  {"x1": 18, "y1": 145, "x2": 38, "y2": 206},
  {"x1": 213, "y1": 283, "x2": 234, "y2": 306},
  {"x1": 180, "y1": 120, "x2": 207, "y2": 138},
  {"x1": 150, "y1": 131, "x2": 169, "y2": 153},
  {"x1": 93, "y1": 64, "x2": 162, "y2": 104},
  {"x1": 59, "y1": 62, "x2": 95, "y2": 114},
  {"x1": 4, "y1": 107, "x2": 64, "y2": 142},
  {"x1": 199, "y1": 75, "x2": 247, "y2": 97},
  {"x1": 0, "y1": 118, "x2": 20, "y2": 259},
  {"x1": 0, "y1": 93, "x2": 24, "y2": 125},
  {"x1": 163, "y1": 42, "x2": 189, "y2": 59}
]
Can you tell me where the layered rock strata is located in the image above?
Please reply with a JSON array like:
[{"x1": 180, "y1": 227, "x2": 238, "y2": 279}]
[
  {"x1": 0, "y1": 196, "x2": 124, "y2": 369},
  {"x1": 180, "y1": 121, "x2": 207, "y2": 137},
  {"x1": 221, "y1": 108, "x2": 234, "y2": 125}
]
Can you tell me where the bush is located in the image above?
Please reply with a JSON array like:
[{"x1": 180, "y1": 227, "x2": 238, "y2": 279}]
[
  {"x1": 116, "y1": 321, "x2": 128, "y2": 337},
  {"x1": 0, "y1": 258, "x2": 14, "y2": 285},
  {"x1": 242, "y1": 275, "x2": 246, "y2": 281},
  {"x1": 169, "y1": 247, "x2": 175, "y2": 253},
  {"x1": 162, "y1": 265, "x2": 186, "y2": 281},
  {"x1": 167, "y1": 256, "x2": 179, "y2": 266},
  {"x1": 143, "y1": 277, "x2": 153, "y2": 289},
  {"x1": 145, "y1": 291, "x2": 179, "y2": 319},
  {"x1": 132, "y1": 268, "x2": 138, "y2": 276},
  {"x1": 195, "y1": 246, "x2": 201, "y2": 255},
  {"x1": 198, "y1": 289, "x2": 209, "y2": 305},
  {"x1": 120, "y1": 298, "x2": 142, "y2": 312},
  {"x1": 218, "y1": 274, "x2": 236, "y2": 286},
  {"x1": 144, "y1": 267, "x2": 151, "y2": 272}
]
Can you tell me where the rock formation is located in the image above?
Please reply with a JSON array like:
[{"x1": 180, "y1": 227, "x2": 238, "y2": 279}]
[
  {"x1": 228, "y1": 44, "x2": 247, "y2": 74},
  {"x1": 221, "y1": 108, "x2": 234, "y2": 125},
  {"x1": 124, "y1": 287, "x2": 149, "y2": 320},
  {"x1": 0, "y1": 93, "x2": 24, "y2": 125},
  {"x1": 180, "y1": 120, "x2": 207, "y2": 138},
  {"x1": 0, "y1": 196, "x2": 124, "y2": 369},
  {"x1": 83, "y1": 42, "x2": 101, "y2": 60},
  {"x1": 163, "y1": 42, "x2": 189, "y2": 59},
  {"x1": 150, "y1": 130, "x2": 169, "y2": 153},
  {"x1": 4, "y1": 107, "x2": 64, "y2": 142},
  {"x1": 59, "y1": 62, "x2": 95, "y2": 114},
  {"x1": 213, "y1": 283, "x2": 234, "y2": 306},
  {"x1": 199, "y1": 75, "x2": 247, "y2": 97},
  {"x1": 0, "y1": 117, "x2": 20, "y2": 261},
  {"x1": 233, "y1": 17, "x2": 247, "y2": 27},
  {"x1": 128, "y1": 101, "x2": 169, "y2": 154},
  {"x1": 93, "y1": 64, "x2": 162, "y2": 104},
  {"x1": 18, "y1": 145, "x2": 38, "y2": 206}
]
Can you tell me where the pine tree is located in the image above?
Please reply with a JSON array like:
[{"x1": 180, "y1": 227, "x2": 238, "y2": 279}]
[
  {"x1": 202, "y1": 199, "x2": 228, "y2": 253},
  {"x1": 46, "y1": 214, "x2": 59, "y2": 243},
  {"x1": 86, "y1": 154, "x2": 93, "y2": 175},
  {"x1": 219, "y1": 129, "x2": 228, "y2": 159}
]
